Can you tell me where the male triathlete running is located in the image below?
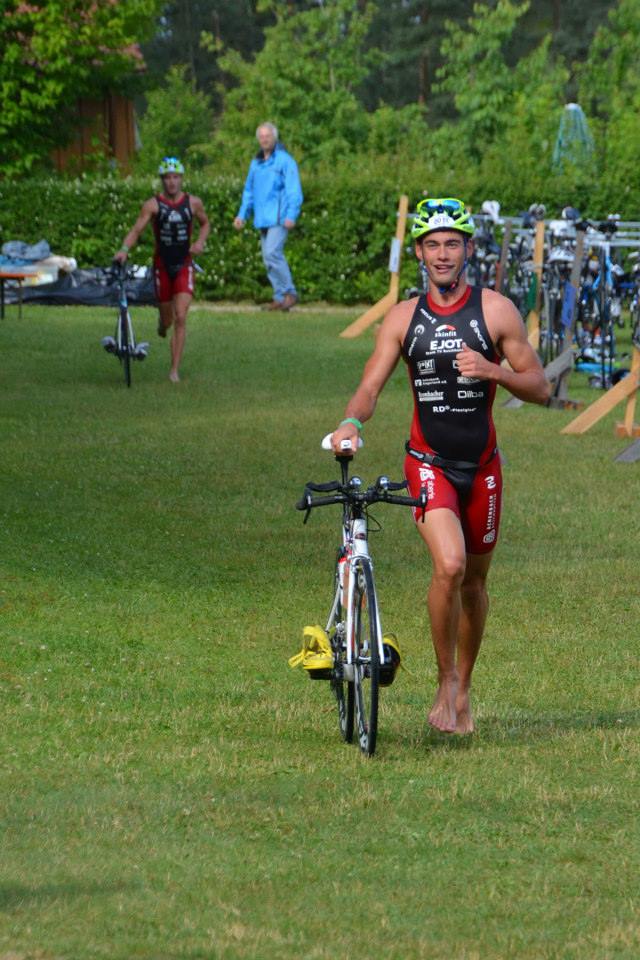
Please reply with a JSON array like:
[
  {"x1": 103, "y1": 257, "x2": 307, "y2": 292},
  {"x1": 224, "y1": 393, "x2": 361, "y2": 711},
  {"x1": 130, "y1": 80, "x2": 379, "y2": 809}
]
[
  {"x1": 331, "y1": 198, "x2": 549, "y2": 735},
  {"x1": 114, "y1": 157, "x2": 210, "y2": 382}
]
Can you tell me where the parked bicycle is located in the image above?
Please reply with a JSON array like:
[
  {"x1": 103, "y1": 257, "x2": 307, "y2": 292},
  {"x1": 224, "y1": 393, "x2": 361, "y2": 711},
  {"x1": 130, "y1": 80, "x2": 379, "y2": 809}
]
[
  {"x1": 575, "y1": 217, "x2": 623, "y2": 388},
  {"x1": 101, "y1": 261, "x2": 149, "y2": 387},
  {"x1": 294, "y1": 436, "x2": 426, "y2": 756},
  {"x1": 539, "y1": 207, "x2": 580, "y2": 364}
]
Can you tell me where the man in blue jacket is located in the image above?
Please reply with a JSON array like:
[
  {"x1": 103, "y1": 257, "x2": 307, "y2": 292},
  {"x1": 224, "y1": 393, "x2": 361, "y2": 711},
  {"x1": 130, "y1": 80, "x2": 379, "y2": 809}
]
[{"x1": 233, "y1": 122, "x2": 303, "y2": 311}]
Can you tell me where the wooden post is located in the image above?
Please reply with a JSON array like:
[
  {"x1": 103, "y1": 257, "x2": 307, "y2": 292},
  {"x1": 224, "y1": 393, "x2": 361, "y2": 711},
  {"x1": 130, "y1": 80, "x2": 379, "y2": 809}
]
[
  {"x1": 567, "y1": 229, "x2": 585, "y2": 334},
  {"x1": 494, "y1": 218, "x2": 512, "y2": 294},
  {"x1": 340, "y1": 194, "x2": 409, "y2": 339},
  {"x1": 527, "y1": 219, "x2": 545, "y2": 351}
]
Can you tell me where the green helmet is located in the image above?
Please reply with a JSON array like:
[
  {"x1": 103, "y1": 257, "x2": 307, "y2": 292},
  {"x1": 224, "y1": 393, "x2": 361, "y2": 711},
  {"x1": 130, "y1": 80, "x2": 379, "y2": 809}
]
[
  {"x1": 411, "y1": 197, "x2": 475, "y2": 240},
  {"x1": 158, "y1": 156, "x2": 185, "y2": 176}
]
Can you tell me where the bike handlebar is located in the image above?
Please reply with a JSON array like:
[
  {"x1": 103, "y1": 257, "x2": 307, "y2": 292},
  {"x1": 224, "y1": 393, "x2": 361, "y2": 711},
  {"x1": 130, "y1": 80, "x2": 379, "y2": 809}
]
[
  {"x1": 296, "y1": 481, "x2": 427, "y2": 515},
  {"x1": 106, "y1": 262, "x2": 139, "y2": 283}
]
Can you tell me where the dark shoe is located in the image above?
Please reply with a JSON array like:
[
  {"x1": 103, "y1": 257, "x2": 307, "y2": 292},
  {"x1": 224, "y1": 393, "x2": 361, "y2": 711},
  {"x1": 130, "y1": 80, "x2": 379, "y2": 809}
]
[
  {"x1": 281, "y1": 293, "x2": 298, "y2": 311},
  {"x1": 261, "y1": 300, "x2": 284, "y2": 311}
]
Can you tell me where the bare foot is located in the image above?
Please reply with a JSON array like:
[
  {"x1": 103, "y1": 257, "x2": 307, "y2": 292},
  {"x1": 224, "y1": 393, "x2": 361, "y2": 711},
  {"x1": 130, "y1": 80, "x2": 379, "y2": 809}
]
[
  {"x1": 455, "y1": 688, "x2": 475, "y2": 735},
  {"x1": 169, "y1": 370, "x2": 180, "y2": 382},
  {"x1": 428, "y1": 675, "x2": 458, "y2": 733}
]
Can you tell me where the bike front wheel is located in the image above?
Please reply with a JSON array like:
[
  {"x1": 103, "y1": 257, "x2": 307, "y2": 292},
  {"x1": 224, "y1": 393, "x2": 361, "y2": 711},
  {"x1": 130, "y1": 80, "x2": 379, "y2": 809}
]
[
  {"x1": 328, "y1": 573, "x2": 354, "y2": 744},
  {"x1": 119, "y1": 307, "x2": 131, "y2": 387},
  {"x1": 351, "y1": 559, "x2": 380, "y2": 756}
]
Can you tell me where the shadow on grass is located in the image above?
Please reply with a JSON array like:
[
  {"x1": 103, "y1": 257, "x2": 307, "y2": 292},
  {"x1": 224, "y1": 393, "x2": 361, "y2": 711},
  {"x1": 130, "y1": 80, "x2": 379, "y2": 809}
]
[
  {"x1": 477, "y1": 708, "x2": 640, "y2": 744},
  {"x1": 0, "y1": 879, "x2": 135, "y2": 911},
  {"x1": 405, "y1": 709, "x2": 640, "y2": 753},
  {"x1": 381, "y1": 709, "x2": 640, "y2": 757}
]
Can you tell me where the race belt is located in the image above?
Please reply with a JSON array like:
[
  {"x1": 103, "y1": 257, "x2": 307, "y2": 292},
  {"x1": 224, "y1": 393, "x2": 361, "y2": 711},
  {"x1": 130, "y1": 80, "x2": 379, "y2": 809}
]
[{"x1": 405, "y1": 441, "x2": 496, "y2": 472}]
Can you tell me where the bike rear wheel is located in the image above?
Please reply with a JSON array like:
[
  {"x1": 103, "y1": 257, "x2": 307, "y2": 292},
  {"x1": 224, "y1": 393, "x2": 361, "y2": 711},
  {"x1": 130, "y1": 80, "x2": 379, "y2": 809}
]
[
  {"x1": 328, "y1": 572, "x2": 354, "y2": 743},
  {"x1": 351, "y1": 559, "x2": 380, "y2": 756}
]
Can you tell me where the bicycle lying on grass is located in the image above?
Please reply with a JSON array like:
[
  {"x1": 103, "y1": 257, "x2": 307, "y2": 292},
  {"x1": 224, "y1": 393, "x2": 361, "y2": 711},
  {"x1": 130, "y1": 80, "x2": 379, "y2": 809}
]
[
  {"x1": 101, "y1": 261, "x2": 149, "y2": 387},
  {"x1": 292, "y1": 435, "x2": 426, "y2": 757}
]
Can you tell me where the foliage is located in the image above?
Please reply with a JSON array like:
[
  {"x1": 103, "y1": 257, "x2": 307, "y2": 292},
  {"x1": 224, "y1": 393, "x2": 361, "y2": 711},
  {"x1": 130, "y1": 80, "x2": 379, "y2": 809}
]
[
  {"x1": 577, "y1": 0, "x2": 640, "y2": 214},
  {"x1": 436, "y1": 0, "x2": 531, "y2": 158},
  {"x1": 360, "y1": 0, "x2": 484, "y2": 120},
  {"x1": 142, "y1": 0, "x2": 274, "y2": 111},
  {"x1": 209, "y1": 0, "x2": 376, "y2": 171},
  {"x1": 135, "y1": 65, "x2": 215, "y2": 173},
  {"x1": 0, "y1": 0, "x2": 160, "y2": 177},
  {"x1": 0, "y1": 173, "x2": 423, "y2": 303}
]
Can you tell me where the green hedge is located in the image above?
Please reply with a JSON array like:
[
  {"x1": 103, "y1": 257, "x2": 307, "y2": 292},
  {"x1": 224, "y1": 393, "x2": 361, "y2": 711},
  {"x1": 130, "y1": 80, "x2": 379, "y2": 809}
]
[{"x1": 0, "y1": 174, "x2": 423, "y2": 304}]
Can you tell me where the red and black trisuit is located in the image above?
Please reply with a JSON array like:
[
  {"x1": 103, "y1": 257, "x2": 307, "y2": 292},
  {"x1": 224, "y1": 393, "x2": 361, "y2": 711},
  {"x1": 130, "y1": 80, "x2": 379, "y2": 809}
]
[
  {"x1": 401, "y1": 286, "x2": 503, "y2": 554},
  {"x1": 153, "y1": 193, "x2": 194, "y2": 302}
]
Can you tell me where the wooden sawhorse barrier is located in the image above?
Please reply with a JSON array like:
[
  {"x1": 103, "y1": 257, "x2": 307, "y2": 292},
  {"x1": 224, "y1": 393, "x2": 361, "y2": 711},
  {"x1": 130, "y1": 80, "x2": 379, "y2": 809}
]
[
  {"x1": 561, "y1": 345, "x2": 640, "y2": 458},
  {"x1": 341, "y1": 195, "x2": 409, "y2": 339},
  {"x1": 503, "y1": 345, "x2": 582, "y2": 410}
]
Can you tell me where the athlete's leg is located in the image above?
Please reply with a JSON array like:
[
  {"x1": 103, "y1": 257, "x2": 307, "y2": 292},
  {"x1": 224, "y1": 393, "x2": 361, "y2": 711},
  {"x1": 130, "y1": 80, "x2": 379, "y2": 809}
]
[
  {"x1": 169, "y1": 292, "x2": 191, "y2": 381},
  {"x1": 154, "y1": 262, "x2": 174, "y2": 338},
  {"x1": 415, "y1": 508, "x2": 467, "y2": 733},
  {"x1": 158, "y1": 301, "x2": 174, "y2": 337},
  {"x1": 455, "y1": 551, "x2": 493, "y2": 734},
  {"x1": 453, "y1": 454, "x2": 502, "y2": 731}
]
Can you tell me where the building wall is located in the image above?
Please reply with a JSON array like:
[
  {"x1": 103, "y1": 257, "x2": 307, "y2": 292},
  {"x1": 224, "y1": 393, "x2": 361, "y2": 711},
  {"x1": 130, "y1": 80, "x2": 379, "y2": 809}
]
[{"x1": 52, "y1": 95, "x2": 136, "y2": 174}]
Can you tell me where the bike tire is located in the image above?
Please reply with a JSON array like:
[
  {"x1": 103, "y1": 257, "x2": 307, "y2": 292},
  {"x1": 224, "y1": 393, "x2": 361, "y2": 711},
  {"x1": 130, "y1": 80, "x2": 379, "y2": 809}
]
[
  {"x1": 120, "y1": 308, "x2": 131, "y2": 388},
  {"x1": 329, "y1": 567, "x2": 354, "y2": 743},
  {"x1": 351, "y1": 559, "x2": 380, "y2": 756}
]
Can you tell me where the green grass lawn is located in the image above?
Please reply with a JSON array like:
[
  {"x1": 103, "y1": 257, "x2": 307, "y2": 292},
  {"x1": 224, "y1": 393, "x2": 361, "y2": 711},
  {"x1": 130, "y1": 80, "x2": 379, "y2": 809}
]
[{"x1": 1, "y1": 301, "x2": 639, "y2": 960}]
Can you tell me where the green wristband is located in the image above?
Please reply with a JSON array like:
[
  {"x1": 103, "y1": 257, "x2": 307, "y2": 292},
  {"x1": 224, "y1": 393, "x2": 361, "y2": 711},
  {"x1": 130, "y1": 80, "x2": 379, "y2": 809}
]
[
  {"x1": 120, "y1": 243, "x2": 129, "y2": 253},
  {"x1": 340, "y1": 417, "x2": 363, "y2": 432}
]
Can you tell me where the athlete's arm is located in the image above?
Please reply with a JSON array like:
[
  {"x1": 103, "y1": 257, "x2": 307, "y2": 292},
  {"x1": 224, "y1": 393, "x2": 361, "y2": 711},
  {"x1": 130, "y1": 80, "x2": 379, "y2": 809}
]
[
  {"x1": 114, "y1": 198, "x2": 158, "y2": 262},
  {"x1": 331, "y1": 300, "x2": 411, "y2": 453},
  {"x1": 455, "y1": 290, "x2": 550, "y2": 405},
  {"x1": 190, "y1": 195, "x2": 210, "y2": 255}
]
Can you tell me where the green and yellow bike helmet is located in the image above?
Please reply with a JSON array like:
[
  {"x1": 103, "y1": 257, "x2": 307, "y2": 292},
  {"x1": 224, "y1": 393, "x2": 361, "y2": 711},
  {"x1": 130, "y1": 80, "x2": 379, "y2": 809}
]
[
  {"x1": 158, "y1": 156, "x2": 185, "y2": 176},
  {"x1": 411, "y1": 197, "x2": 475, "y2": 239}
]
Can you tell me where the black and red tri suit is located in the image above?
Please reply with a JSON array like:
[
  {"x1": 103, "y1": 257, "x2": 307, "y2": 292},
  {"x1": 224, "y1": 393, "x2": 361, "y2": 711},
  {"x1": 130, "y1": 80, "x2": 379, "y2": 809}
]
[
  {"x1": 152, "y1": 192, "x2": 194, "y2": 302},
  {"x1": 401, "y1": 286, "x2": 503, "y2": 553}
]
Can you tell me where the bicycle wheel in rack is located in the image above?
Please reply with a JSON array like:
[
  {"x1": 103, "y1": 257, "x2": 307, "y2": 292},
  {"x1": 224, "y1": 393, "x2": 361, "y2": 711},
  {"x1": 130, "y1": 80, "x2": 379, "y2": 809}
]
[
  {"x1": 119, "y1": 307, "x2": 131, "y2": 387},
  {"x1": 351, "y1": 558, "x2": 380, "y2": 756},
  {"x1": 328, "y1": 566, "x2": 354, "y2": 743}
]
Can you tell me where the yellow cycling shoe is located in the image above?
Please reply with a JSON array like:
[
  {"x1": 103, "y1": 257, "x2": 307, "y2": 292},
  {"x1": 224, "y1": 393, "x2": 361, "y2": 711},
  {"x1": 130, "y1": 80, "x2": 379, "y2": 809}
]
[
  {"x1": 288, "y1": 625, "x2": 333, "y2": 679},
  {"x1": 379, "y1": 633, "x2": 401, "y2": 686}
]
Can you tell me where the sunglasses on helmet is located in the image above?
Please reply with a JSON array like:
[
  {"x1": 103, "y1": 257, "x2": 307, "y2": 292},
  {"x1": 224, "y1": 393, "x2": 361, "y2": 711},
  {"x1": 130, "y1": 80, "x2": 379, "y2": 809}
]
[{"x1": 419, "y1": 198, "x2": 465, "y2": 216}]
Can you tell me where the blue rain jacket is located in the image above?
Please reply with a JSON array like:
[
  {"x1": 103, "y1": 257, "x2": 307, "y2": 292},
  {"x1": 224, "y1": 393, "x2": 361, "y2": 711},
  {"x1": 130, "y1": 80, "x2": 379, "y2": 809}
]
[{"x1": 237, "y1": 144, "x2": 303, "y2": 228}]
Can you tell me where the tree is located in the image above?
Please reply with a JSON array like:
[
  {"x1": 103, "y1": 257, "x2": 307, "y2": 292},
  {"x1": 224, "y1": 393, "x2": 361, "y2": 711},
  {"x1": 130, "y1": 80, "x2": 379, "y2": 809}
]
[
  {"x1": 578, "y1": 0, "x2": 640, "y2": 213},
  {"x1": 435, "y1": 0, "x2": 531, "y2": 157},
  {"x1": 359, "y1": 0, "x2": 469, "y2": 118},
  {"x1": 135, "y1": 65, "x2": 214, "y2": 172},
  {"x1": 141, "y1": 0, "x2": 274, "y2": 111},
  {"x1": 0, "y1": 0, "x2": 161, "y2": 176},
  {"x1": 210, "y1": 0, "x2": 376, "y2": 170}
]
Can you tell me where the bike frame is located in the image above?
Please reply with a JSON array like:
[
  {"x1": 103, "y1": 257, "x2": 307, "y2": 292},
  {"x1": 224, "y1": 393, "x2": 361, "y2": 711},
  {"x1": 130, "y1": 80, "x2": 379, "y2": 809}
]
[
  {"x1": 339, "y1": 518, "x2": 383, "y2": 675},
  {"x1": 114, "y1": 271, "x2": 136, "y2": 355}
]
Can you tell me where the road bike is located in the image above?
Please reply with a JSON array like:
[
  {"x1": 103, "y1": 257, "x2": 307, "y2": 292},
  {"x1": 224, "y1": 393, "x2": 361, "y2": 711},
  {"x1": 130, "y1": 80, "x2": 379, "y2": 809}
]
[
  {"x1": 101, "y1": 261, "x2": 149, "y2": 387},
  {"x1": 296, "y1": 436, "x2": 426, "y2": 756}
]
